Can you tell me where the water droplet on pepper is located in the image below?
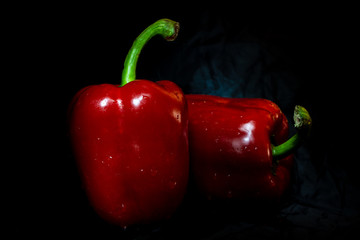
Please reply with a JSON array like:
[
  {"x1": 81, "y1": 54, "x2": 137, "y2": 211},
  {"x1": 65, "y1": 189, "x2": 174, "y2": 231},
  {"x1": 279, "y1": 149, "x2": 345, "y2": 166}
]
[
  {"x1": 150, "y1": 168, "x2": 158, "y2": 177},
  {"x1": 227, "y1": 191, "x2": 233, "y2": 198}
]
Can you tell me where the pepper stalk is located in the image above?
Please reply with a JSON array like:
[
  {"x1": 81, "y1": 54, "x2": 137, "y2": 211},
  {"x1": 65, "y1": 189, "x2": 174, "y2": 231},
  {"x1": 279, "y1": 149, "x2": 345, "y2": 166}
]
[
  {"x1": 121, "y1": 19, "x2": 179, "y2": 87},
  {"x1": 272, "y1": 105, "x2": 312, "y2": 159}
]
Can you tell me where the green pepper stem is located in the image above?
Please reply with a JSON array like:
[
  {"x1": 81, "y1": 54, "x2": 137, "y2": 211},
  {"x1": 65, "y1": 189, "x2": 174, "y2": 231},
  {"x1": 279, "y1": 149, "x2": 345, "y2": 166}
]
[
  {"x1": 120, "y1": 19, "x2": 180, "y2": 87},
  {"x1": 272, "y1": 105, "x2": 312, "y2": 158}
]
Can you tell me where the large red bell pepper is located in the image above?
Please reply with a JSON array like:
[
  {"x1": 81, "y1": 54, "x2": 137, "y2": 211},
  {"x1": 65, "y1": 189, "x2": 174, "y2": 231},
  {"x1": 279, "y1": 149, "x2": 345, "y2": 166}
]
[
  {"x1": 69, "y1": 19, "x2": 188, "y2": 228},
  {"x1": 187, "y1": 95, "x2": 311, "y2": 202}
]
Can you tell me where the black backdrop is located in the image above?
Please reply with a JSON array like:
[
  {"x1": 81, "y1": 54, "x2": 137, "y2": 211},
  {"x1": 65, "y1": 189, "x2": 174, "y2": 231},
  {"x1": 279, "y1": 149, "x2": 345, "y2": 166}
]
[{"x1": 15, "y1": 3, "x2": 359, "y2": 239}]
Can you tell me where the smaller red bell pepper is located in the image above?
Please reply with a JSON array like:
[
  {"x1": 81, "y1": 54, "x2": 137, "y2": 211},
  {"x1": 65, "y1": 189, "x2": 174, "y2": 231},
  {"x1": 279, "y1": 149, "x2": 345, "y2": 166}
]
[
  {"x1": 69, "y1": 19, "x2": 188, "y2": 228},
  {"x1": 187, "y1": 95, "x2": 311, "y2": 202}
]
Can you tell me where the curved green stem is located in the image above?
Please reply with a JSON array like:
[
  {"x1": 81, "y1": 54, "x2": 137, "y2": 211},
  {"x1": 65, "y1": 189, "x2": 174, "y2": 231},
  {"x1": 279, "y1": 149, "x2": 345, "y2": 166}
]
[
  {"x1": 120, "y1": 19, "x2": 180, "y2": 87},
  {"x1": 272, "y1": 105, "x2": 312, "y2": 158}
]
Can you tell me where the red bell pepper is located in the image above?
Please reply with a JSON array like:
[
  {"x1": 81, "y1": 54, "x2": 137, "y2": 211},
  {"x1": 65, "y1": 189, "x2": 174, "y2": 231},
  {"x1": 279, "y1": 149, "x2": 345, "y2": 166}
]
[
  {"x1": 69, "y1": 19, "x2": 188, "y2": 228},
  {"x1": 187, "y1": 95, "x2": 311, "y2": 202}
]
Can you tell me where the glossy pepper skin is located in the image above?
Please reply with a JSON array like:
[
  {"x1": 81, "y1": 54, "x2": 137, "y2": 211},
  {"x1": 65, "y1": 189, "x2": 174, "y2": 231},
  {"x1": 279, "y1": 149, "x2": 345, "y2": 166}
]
[
  {"x1": 69, "y1": 19, "x2": 188, "y2": 228},
  {"x1": 187, "y1": 94, "x2": 310, "y2": 202}
]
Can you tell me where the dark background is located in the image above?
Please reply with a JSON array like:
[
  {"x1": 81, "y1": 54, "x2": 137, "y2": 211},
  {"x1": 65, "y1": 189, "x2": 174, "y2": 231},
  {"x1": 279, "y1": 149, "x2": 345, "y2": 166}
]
[{"x1": 12, "y1": 3, "x2": 358, "y2": 239}]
